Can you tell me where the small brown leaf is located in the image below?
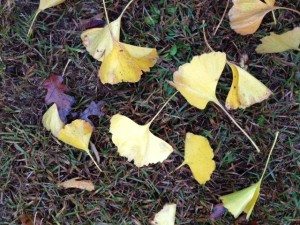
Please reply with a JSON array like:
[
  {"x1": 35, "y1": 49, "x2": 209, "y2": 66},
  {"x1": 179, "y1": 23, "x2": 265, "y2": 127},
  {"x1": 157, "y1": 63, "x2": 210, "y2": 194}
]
[
  {"x1": 19, "y1": 214, "x2": 34, "y2": 225},
  {"x1": 58, "y1": 177, "x2": 95, "y2": 191}
]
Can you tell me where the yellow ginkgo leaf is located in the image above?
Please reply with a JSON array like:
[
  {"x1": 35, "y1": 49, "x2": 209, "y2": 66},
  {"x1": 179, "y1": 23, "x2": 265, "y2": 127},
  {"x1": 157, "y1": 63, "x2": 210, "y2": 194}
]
[
  {"x1": 228, "y1": 0, "x2": 276, "y2": 35},
  {"x1": 220, "y1": 131, "x2": 279, "y2": 220},
  {"x1": 256, "y1": 27, "x2": 300, "y2": 53},
  {"x1": 28, "y1": 0, "x2": 65, "y2": 36},
  {"x1": 99, "y1": 41, "x2": 158, "y2": 84},
  {"x1": 220, "y1": 181, "x2": 261, "y2": 219},
  {"x1": 42, "y1": 103, "x2": 64, "y2": 137},
  {"x1": 109, "y1": 114, "x2": 173, "y2": 167},
  {"x1": 225, "y1": 63, "x2": 272, "y2": 110},
  {"x1": 151, "y1": 203, "x2": 176, "y2": 225},
  {"x1": 180, "y1": 133, "x2": 215, "y2": 185},
  {"x1": 81, "y1": 17, "x2": 121, "y2": 61},
  {"x1": 58, "y1": 119, "x2": 93, "y2": 152},
  {"x1": 170, "y1": 52, "x2": 226, "y2": 109}
]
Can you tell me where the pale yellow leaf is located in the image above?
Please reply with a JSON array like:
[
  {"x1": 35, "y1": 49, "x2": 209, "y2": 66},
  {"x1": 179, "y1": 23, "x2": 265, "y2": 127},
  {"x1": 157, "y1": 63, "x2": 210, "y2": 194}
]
[
  {"x1": 81, "y1": 17, "x2": 121, "y2": 61},
  {"x1": 228, "y1": 0, "x2": 276, "y2": 35},
  {"x1": 58, "y1": 119, "x2": 93, "y2": 152},
  {"x1": 109, "y1": 114, "x2": 173, "y2": 167},
  {"x1": 99, "y1": 41, "x2": 158, "y2": 84},
  {"x1": 220, "y1": 181, "x2": 261, "y2": 219},
  {"x1": 256, "y1": 27, "x2": 300, "y2": 53},
  {"x1": 225, "y1": 63, "x2": 272, "y2": 109},
  {"x1": 151, "y1": 203, "x2": 176, "y2": 225},
  {"x1": 182, "y1": 133, "x2": 215, "y2": 185},
  {"x1": 42, "y1": 103, "x2": 64, "y2": 137},
  {"x1": 58, "y1": 177, "x2": 95, "y2": 191},
  {"x1": 38, "y1": 0, "x2": 65, "y2": 11},
  {"x1": 170, "y1": 52, "x2": 226, "y2": 109}
]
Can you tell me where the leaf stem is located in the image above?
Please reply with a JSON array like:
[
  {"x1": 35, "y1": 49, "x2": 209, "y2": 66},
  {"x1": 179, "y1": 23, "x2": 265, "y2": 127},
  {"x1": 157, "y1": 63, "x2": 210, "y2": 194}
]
[
  {"x1": 87, "y1": 151, "x2": 102, "y2": 172},
  {"x1": 202, "y1": 20, "x2": 215, "y2": 52},
  {"x1": 271, "y1": 11, "x2": 277, "y2": 25},
  {"x1": 120, "y1": 0, "x2": 136, "y2": 19},
  {"x1": 148, "y1": 91, "x2": 178, "y2": 125},
  {"x1": 213, "y1": 0, "x2": 229, "y2": 36},
  {"x1": 215, "y1": 101, "x2": 261, "y2": 153},
  {"x1": 27, "y1": 10, "x2": 40, "y2": 37},
  {"x1": 275, "y1": 6, "x2": 300, "y2": 16},
  {"x1": 259, "y1": 131, "x2": 279, "y2": 182}
]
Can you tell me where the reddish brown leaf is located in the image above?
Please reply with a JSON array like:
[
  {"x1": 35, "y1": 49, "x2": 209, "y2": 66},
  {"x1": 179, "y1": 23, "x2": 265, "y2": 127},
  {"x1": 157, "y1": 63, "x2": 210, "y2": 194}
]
[
  {"x1": 43, "y1": 75, "x2": 75, "y2": 122},
  {"x1": 80, "y1": 101, "x2": 105, "y2": 125}
]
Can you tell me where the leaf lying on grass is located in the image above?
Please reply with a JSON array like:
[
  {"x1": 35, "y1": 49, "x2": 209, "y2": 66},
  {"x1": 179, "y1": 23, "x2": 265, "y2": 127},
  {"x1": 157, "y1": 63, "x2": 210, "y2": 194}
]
[
  {"x1": 43, "y1": 75, "x2": 75, "y2": 122},
  {"x1": 99, "y1": 42, "x2": 158, "y2": 84},
  {"x1": 170, "y1": 52, "x2": 272, "y2": 152},
  {"x1": 220, "y1": 132, "x2": 279, "y2": 220},
  {"x1": 228, "y1": 0, "x2": 276, "y2": 35},
  {"x1": 27, "y1": 0, "x2": 65, "y2": 36},
  {"x1": 57, "y1": 119, "x2": 93, "y2": 152},
  {"x1": 58, "y1": 177, "x2": 95, "y2": 191},
  {"x1": 256, "y1": 27, "x2": 300, "y2": 53},
  {"x1": 110, "y1": 114, "x2": 173, "y2": 167},
  {"x1": 80, "y1": 101, "x2": 105, "y2": 125},
  {"x1": 225, "y1": 63, "x2": 272, "y2": 110},
  {"x1": 151, "y1": 203, "x2": 176, "y2": 225},
  {"x1": 81, "y1": 4, "x2": 158, "y2": 84},
  {"x1": 81, "y1": 17, "x2": 121, "y2": 62},
  {"x1": 42, "y1": 103, "x2": 64, "y2": 137},
  {"x1": 178, "y1": 133, "x2": 215, "y2": 185}
]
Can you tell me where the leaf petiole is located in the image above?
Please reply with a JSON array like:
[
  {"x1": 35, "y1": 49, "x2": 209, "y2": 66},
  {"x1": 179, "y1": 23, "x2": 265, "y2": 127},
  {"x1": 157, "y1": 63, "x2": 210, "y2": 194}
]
[
  {"x1": 86, "y1": 150, "x2": 102, "y2": 172},
  {"x1": 27, "y1": 10, "x2": 40, "y2": 37},
  {"x1": 215, "y1": 101, "x2": 261, "y2": 153},
  {"x1": 148, "y1": 91, "x2": 178, "y2": 125},
  {"x1": 274, "y1": 6, "x2": 300, "y2": 16},
  {"x1": 259, "y1": 131, "x2": 279, "y2": 182}
]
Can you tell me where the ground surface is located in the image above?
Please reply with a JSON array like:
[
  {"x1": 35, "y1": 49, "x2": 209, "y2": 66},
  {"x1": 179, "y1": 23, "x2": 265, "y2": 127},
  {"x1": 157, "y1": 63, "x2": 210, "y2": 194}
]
[{"x1": 0, "y1": 0, "x2": 299, "y2": 224}]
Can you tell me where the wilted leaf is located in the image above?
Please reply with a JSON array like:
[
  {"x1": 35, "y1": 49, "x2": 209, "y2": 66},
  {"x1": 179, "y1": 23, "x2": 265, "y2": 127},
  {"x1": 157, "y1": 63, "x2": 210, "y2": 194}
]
[
  {"x1": 80, "y1": 101, "x2": 105, "y2": 125},
  {"x1": 180, "y1": 133, "x2": 215, "y2": 185},
  {"x1": 220, "y1": 132, "x2": 279, "y2": 220},
  {"x1": 43, "y1": 75, "x2": 75, "y2": 122},
  {"x1": 58, "y1": 177, "x2": 95, "y2": 191},
  {"x1": 151, "y1": 203, "x2": 176, "y2": 225},
  {"x1": 42, "y1": 103, "x2": 64, "y2": 137},
  {"x1": 210, "y1": 204, "x2": 227, "y2": 221},
  {"x1": 28, "y1": 0, "x2": 65, "y2": 36},
  {"x1": 99, "y1": 42, "x2": 158, "y2": 84},
  {"x1": 58, "y1": 119, "x2": 93, "y2": 152},
  {"x1": 225, "y1": 63, "x2": 272, "y2": 110},
  {"x1": 256, "y1": 27, "x2": 300, "y2": 53},
  {"x1": 81, "y1": 17, "x2": 121, "y2": 61},
  {"x1": 109, "y1": 114, "x2": 173, "y2": 167},
  {"x1": 170, "y1": 52, "x2": 226, "y2": 109},
  {"x1": 228, "y1": 0, "x2": 276, "y2": 35}
]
